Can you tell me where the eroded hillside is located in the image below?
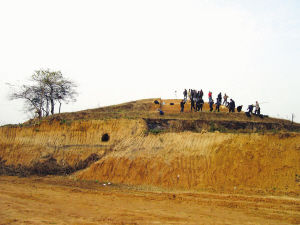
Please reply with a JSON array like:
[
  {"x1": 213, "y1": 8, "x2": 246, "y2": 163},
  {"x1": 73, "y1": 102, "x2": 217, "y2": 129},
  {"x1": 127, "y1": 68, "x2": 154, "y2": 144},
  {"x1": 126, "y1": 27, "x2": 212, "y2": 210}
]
[{"x1": 1, "y1": 99, "x2": 299, "y2": 196}]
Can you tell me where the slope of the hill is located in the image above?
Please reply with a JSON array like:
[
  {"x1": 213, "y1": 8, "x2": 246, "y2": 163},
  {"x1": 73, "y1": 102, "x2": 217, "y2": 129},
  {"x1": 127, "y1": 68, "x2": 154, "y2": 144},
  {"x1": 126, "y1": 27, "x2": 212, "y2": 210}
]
[
  {"x1": 0, "y1": 99, "x2": 299, "y2": 196},
  {"x1": 20, "y1": 99, "x2": 299, "y2": 128},
  {"x1": 76, "y1": 131, "x2": 300, "y2": 196},
  {"x1": 0, "y1": 119, "x2": 146, "y2": 176}
]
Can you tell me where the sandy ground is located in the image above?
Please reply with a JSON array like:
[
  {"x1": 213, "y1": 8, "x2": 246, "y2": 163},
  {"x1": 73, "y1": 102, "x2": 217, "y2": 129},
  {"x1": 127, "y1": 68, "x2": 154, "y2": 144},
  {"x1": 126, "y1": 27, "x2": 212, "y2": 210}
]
[{"x1": 0, "y1": 176, "x2": 299, "y2": 225}]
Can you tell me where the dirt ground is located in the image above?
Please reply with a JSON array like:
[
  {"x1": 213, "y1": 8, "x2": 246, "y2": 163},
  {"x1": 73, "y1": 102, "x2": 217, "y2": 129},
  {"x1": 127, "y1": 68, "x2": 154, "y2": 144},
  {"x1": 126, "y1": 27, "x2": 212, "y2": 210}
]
[{"x1": 0, "y1": 176, "x2": 299, "y2": 225}]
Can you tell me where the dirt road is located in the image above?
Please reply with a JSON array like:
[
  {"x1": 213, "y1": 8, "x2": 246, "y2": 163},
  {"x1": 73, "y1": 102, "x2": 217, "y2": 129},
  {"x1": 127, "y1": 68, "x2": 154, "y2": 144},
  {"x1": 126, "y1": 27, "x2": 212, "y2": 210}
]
[{"x1": 0, "y1": 176, "x2": 299, "y2": 225}]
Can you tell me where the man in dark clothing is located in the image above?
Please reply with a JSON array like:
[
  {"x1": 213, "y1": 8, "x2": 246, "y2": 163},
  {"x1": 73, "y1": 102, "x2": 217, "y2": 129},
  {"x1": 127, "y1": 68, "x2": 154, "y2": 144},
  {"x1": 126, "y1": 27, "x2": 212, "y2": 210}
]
[
  {"x1": 217, "y1": 92, "x2": 222, "y2": 104},
  {"x1": 229, "y1": 99, "x2": 235, "y2": 112},
  {"x1": 237, "y1": 105, "x2": 243, "y2": 112},
  {"x1": 199, "y1": 98, "x2": 204, "y2": 112},
  {"x1": 183, "y1": 89, "x2": 187, "y2": 101},
  {"x1": 215, "y1": 98, "x2": 221, "y2": 112},
  {"x1": 200, "y1": 89, "x2": 203, "y2": 99},
  {"x1": 209, "y1": 98, "x2": 214, "y2": 112},
  {"x1": 247, "y1": 104, "x2": 254, "y2": 114},
  {"x1": 191, "y1": 90, "x2": 194, "y2": 100},
  {"x1": 191, "y1": 98, "x2": 195, "y2": 111},
  {"x1": 196, "y1": 99, "x2": 200, "y2": 111},
  {"x1": 180, "y1": 100, "x2": 185, "y2": 112}
]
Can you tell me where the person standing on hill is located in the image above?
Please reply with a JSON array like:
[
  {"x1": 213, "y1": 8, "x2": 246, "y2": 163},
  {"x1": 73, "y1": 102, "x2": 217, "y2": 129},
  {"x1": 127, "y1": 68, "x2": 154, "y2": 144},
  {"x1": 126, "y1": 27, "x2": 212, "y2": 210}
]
[
  {"x1": 199, "y1": 98, "x2": 204, "y2": 112},
  {"x1": 208, "y1": 91, "x2": 212, "y2": 99},
  {"x1": 196, "y1": 98, "x2": 200, "y2": 111},
  {"x1": 196, "y1": 91, "x2": 200, "y2": 99},
  {"x1": 180, "y1": 100, "x2": 185, "y2": 112},
  {"x1": 191, "y1": 98, "x2": 196, "y2": 112},
  {"x1": 247, "y1": 104, "x2": 254, "y2": 114},
  {"x1": 200, "y1": 89, "x2": 203, "y2": 99},
  {"x1": 191, "y1": 90, "x2": 195, "y2": 101},
  {"x1": 232, "y1": 99, "x2": 236, "y2": 112},
  {"x1": 229, "y1": 99, "x2": 235, "y2": 112},
  {"x1": 254, "y1": 101, "x2": 260, "y2": 115},
  {"x1": 215, "y1": 98, "x2": 221, "y2": 112},
  {"x1": 209, "y1": 97, "x2": 214, "y2": 112},
  {"x1": 183, "y1": 89, "x2": 187, "y2": 101},
  {"x1": 217, "y1": 92, "x2": 222, "y2": 103},
  {"x1": 223, "y1": 93, "x2": 228, "y2": 106},
  {"x1": 190, "y1": 98, "x2": 193, "y2": 111}
]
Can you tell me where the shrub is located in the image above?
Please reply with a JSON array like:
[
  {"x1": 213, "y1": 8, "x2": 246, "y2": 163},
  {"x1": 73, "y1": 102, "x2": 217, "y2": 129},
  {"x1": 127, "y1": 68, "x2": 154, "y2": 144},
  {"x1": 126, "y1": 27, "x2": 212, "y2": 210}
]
[{"x1": 148, "y1": 129, "x2": 163, "y2": 135}]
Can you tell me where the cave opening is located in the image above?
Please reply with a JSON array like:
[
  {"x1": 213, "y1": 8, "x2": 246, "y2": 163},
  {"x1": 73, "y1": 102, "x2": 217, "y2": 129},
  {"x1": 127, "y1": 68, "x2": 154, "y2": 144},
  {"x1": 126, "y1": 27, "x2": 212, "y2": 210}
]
[{"x1": 101, "y1": 133, "x2": 110, "y2": 142}]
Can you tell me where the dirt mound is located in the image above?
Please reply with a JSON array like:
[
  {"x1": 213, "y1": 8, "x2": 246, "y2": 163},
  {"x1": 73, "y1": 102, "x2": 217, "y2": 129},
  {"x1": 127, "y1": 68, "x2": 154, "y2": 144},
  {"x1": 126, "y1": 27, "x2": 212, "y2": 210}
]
[{"x1": 0, "y1": 98, "x2": 299, "y2": 196}]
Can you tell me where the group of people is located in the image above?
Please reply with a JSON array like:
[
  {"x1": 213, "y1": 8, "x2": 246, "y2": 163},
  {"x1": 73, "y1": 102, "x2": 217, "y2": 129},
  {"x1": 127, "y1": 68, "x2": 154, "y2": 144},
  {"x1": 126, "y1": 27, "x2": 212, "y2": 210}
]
[
  {"x1": 247, "y1": 101, "x2": 261, "y2": 116},
  {"x1": 180, "y1": 89, "x2": 261, "y2": 115},
  {"x1": 181, "y1": 89, "x2": 205, "y2": 112}
]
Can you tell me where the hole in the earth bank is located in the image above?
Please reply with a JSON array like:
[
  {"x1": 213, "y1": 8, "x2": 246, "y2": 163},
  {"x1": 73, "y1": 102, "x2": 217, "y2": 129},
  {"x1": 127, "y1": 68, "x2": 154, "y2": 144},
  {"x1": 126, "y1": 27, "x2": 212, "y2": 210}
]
[{"x1": 102, "y1": 133, "x2": 110, "y2": 142}]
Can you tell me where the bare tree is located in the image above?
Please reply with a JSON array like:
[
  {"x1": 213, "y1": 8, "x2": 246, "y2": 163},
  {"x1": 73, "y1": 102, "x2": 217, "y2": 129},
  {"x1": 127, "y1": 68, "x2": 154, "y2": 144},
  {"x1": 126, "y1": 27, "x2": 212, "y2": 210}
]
[
  {"x1": 9, "y1": 69, "x2": 77, "y2": 119},
  {"x1": 54, "y1": 77, "x2": 77, "y2": 114},
  {"x1": 9, "y1": 84, "x2": 44, "y2": 119}
]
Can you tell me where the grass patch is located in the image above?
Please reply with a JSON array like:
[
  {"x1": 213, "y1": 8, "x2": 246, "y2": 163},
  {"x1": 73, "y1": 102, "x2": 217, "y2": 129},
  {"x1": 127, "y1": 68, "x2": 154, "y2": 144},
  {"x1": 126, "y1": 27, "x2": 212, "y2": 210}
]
[
  {"x1": 146, "y1": 128, "x2": 164, "y2": 135},
  {"x1": 271, "y1": 128, "x2": 279, "y2": 134},
  {"x1": 60, "y1": 119, "x2": 72, "y2": 126}
]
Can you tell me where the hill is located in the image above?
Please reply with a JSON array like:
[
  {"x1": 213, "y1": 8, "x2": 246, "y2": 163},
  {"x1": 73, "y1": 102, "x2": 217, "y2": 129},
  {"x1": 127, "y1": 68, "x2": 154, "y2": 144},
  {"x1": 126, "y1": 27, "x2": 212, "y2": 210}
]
[{"x1": 0, "y1": 98, "x2": 299, "y2": 197}]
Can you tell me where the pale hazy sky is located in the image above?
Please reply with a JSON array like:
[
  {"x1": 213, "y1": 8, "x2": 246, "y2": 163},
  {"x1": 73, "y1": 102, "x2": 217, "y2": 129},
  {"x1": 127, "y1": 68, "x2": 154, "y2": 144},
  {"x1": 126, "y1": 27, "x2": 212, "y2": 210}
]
[{"x1": 0, "y1": 0, "x2": 299, "y2": 124}]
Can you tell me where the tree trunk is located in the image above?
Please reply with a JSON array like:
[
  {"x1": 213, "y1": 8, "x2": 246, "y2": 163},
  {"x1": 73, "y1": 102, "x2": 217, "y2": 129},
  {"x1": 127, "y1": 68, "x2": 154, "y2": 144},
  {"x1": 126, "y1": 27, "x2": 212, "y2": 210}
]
[
  {"x1": 38, "y1": 110, "x2": 42, "y2": 119},
  {"x1": 51, "y1": 98, "x2": 54, "y2": 115},
  {"x1": 59, "y1": 101, "x2": 62, "y2": 114},
  {"x1": 46, "y1": 99, "x2": 49, "y2": 116},
  {"x1": 50, "y1": 87, "x2": 54, "y2": 115}
]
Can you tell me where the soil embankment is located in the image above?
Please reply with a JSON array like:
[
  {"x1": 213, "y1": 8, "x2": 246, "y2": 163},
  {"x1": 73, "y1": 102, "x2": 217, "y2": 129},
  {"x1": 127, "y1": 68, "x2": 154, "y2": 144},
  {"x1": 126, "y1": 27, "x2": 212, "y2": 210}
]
[
  {"x1": 77, "y1": 131, "x2": 300, "y2": 196},
  {"x1": 0, "y1": 119, "x2": 145, "y2": 176},
  {"x1": 0, "y1": 99, "x2": 299, "y2": 196}
]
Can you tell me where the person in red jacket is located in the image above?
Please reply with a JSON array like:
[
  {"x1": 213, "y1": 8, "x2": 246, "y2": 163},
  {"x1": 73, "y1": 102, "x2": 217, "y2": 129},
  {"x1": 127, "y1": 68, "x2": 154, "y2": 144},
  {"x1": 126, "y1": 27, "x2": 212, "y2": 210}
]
[{"x1": 208, "y1": 91, "x2": 212, "y2": 98}]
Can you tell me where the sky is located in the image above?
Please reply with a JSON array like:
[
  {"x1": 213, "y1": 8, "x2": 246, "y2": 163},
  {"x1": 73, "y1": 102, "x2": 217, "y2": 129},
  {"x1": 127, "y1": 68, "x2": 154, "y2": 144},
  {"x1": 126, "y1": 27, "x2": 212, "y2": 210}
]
[{"x1": 0, "y1": 0, "x2": 299, "y2": 124}]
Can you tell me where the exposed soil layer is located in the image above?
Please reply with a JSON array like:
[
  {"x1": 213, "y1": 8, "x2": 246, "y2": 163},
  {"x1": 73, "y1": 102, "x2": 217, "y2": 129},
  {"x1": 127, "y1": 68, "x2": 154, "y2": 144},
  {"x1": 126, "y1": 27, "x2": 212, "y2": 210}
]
[
  {"x1": 0, "y1": 153, "x2": 100, "y2": 177},
  {"x1": 145, "y1": 118, "x2": 300, "y2": 133},
  {"x1": 1, "y1": 114, "x2": 300, "y2": 195},
  {"x1": 0, "y1": 176, "x2": 299, "y2": 225},
  {"x1": 77, "y1": 132, "x2": 300, "y2": 196}
]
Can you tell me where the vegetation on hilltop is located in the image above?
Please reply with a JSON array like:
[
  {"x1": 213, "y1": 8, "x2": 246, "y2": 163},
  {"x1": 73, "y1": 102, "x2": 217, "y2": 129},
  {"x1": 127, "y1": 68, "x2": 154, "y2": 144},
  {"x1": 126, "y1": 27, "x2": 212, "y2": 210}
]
[{"x1": 8, "y1": 69, "x2": 77, "y2": 119}]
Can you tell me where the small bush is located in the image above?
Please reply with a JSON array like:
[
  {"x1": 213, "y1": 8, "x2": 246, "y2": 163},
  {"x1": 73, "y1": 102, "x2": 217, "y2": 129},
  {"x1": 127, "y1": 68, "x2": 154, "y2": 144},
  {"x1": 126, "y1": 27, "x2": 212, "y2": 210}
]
[
  {"x1": 60, "y1": 119, "x2": 72, "y2": 126},
  {"x1": 209, "y1": 122, "x2": 216, "y2": 132},
  {"x1": 148, "y1": 129, "x2": 163, "y2": 135},
  {"x1": 60, "y1": 119, "x2": 66, "y2": 125},
  {"x1": 271, "y1": 128, "x2": 279, "y2": 134}
]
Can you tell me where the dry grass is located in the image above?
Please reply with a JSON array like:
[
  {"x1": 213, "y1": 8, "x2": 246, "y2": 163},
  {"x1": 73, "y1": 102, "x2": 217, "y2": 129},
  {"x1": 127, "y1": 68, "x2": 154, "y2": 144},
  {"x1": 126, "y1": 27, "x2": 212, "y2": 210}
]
[{"x1": 17, "y1": 98, "x2": 297, "y2": 127}]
